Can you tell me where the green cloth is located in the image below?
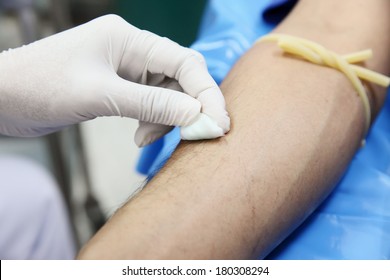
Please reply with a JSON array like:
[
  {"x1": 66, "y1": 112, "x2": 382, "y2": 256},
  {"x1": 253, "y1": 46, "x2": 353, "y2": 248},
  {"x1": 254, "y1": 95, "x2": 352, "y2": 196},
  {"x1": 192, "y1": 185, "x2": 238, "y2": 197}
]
[{"x1": 114, "y1": 0, "x2": 206, "y2": 47}]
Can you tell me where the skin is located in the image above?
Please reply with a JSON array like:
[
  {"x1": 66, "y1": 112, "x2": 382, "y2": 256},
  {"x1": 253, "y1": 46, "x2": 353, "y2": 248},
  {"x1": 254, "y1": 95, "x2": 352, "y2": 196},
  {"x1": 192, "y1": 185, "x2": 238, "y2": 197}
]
[{"x1": 78, "y1": 0, "x2": 390, "y2": 259}]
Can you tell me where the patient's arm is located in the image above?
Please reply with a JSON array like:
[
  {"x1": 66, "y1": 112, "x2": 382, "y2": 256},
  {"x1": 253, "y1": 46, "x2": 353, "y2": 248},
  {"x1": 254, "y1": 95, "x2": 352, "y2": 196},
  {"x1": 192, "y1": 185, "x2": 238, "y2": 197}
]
[{"x1": 78, "y1": 0, "x2": 390, "y2": 259}]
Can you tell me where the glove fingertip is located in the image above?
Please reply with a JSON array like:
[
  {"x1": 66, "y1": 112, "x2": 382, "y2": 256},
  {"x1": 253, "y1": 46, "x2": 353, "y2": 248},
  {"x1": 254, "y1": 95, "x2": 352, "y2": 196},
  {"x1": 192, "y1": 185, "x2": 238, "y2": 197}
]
[
  {"x1": 135, "y1": 123, "x2": 174, "y2": 147},
  {"x1": 135, "y1": 133, "x2": 164, "y2": 148},
  {"x1": 134, "y1": 136, "x2": 147, "y2": 148},
  {"x1": 218, "y1": 113, "x2": 231, "y2": 134}
]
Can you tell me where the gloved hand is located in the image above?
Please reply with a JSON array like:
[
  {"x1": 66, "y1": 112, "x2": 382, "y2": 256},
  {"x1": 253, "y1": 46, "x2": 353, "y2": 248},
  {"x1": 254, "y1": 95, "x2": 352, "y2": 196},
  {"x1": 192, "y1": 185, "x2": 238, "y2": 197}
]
[{"x1": 0, "y1": 15, "x2": 230, "y2": 147}]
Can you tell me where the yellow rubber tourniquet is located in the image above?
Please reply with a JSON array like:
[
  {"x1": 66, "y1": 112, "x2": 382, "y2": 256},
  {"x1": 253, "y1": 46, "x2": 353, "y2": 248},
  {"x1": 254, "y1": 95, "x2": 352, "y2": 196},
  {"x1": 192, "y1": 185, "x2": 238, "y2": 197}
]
[{"x1": 257, "y1": 34, "x2": 390, "y2": 136}]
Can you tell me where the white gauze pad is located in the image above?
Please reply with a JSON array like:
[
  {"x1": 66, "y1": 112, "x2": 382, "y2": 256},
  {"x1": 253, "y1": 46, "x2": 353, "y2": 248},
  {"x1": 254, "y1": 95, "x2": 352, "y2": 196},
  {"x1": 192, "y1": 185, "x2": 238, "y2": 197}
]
[{"x1": 181, "y1": 113, "x2": 224, "y2": 141}]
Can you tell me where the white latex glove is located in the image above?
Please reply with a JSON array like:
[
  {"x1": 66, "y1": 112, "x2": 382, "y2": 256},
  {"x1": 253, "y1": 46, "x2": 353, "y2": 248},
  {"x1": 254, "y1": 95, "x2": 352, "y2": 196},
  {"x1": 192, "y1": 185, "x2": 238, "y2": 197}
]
[{"x1": 0, "y1": 15, "x2": 230, "y2": 147}]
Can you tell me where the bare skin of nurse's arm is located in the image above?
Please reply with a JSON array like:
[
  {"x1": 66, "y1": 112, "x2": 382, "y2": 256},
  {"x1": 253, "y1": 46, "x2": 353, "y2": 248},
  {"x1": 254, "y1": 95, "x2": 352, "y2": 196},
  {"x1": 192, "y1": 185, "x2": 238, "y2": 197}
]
[{"x1": 78, "y1": 0, "x2": 390, "y2": 259}]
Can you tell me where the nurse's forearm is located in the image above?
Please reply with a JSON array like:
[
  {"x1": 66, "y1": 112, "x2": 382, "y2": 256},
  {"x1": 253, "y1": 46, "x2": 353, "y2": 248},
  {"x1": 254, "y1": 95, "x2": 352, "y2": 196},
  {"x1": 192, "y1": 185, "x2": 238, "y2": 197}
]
[{"x1": 78, "y1": 0, "x2": 390, "y2": 259}]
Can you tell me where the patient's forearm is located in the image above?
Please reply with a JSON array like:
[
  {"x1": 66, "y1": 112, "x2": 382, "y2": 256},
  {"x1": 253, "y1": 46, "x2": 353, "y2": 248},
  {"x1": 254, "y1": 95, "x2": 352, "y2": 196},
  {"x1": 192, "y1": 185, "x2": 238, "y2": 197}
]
[{"x1": 78, "y1": 0, "x2": 390, "y2": 259}]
